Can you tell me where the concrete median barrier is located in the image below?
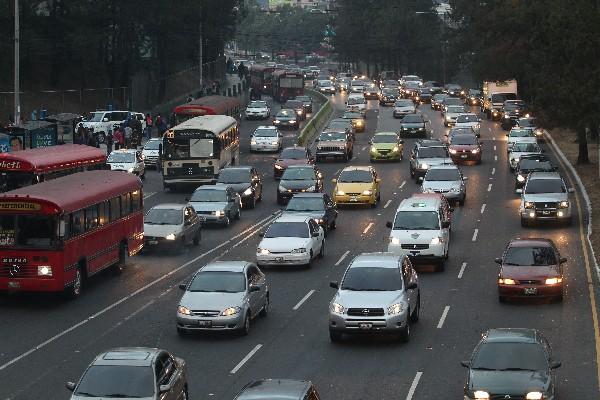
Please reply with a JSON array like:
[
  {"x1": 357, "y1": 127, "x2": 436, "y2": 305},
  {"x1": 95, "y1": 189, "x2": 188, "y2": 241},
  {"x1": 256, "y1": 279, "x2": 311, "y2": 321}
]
[{"x1": 297, "y1": 88, "x2": 333, "y2": 146}]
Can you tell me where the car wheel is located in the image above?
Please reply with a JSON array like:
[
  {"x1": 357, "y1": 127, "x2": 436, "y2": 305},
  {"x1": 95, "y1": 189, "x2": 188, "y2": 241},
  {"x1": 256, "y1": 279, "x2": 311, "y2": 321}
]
[
  {"x1": 193, "y1": 230, "x2": 201, "y2": 246},
  {"x1": 248, "y1": 196, "x2": 256, "y2": 209},
  {"x1": 399, "y1": 319, "x2": 410, "y2": 342},
  {"x1": 224, "y1": 215, "x2": 231, "y2": 226},
  {"x1": 240, "y1": 313, "x2": 250, "y2": 336},
  {"x1": 113, "y1": 243, "x2": 128, "y2": 275},
  {"x1": 499, "y1": 295, "x2": 507, "y2": 303},
  {"x1": 323, "y1": 222, "x2": 329, "y2": 237},
  {"x1": 459, "y1": 197, "x2": 465, "y2": 206},
  {"x1": 319, "y1": 240, "x2": 325, "y2": 258},
  {"x1": 259, "y1": 295, "x2": 269, "y2": 317},
  {"x1": 436, "y1": 259, "x2": 445, "y2": 272},
  {"x1": 307, "y1": 250, "x2": 314, "y2": 267},
  {"x1": 330, "y1": 218, "x2": 337, "y2": 230},
  {"x1": 182, "y1": 386, "x2": 189, "y2": 400},
  {"x1": 329, "y1": 330, "x2": 343, "y2": 343},
  {"x1": 410, "y1": 294, "x2": 420, "y2": 322}
]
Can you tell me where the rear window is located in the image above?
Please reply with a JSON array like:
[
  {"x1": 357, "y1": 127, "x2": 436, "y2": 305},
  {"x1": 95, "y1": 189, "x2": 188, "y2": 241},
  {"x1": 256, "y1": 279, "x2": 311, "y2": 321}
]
[{"x1": 265, "y1": 222, "x2": 309, "y2": 238}]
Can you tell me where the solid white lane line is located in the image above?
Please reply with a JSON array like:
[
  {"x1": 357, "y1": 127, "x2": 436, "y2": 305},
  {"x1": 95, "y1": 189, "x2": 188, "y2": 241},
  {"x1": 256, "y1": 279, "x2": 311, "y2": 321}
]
[
  {"x1": 143, "y1": 192, "x2": 157, "y2": 200},
  {"x1": 293, "y1": 290, "x2": 315, "y2": 310},
  {"x1": 487, "y1": 183, "x2": 492, "y2": 192},
  {"x1": 491, "y1": 167, "x2": 496, "y2": 175},
  {"x1": 399, "y1": 180, "x2": 406, "y2": 189},
  {"x1": 384, "y1": 199, "x2": 392, "y2": 209},
  {"x1": 458, "y1": 262, "x2": 467, "y2": 279},
  {"x1": 481, "y1": 204, "x2": 486, "y2": 214},
  {"x1": 472, "y1": 229, "x2": 479, "y2": 242},
  {"x1": 0, "y1": 212, "x2": 279, "y2": 372},
  {"x1": 363, "y1": 222, "x2": 374, "y2": 234},
  {"x1": 494, "y1": 155, "x2": 498, "y2": 162},
  {"x1": 405, "y1": 371, "x2": 423, "y2": 400},
  {"x1": 488, "y1": 128, "x2": 492, "y2": 132},
  {"x1": 335, "y1": 250, "x2": 350, "y2": 266},
  {"x1": 437, "y1": 306, "x2": 450, "y2": 329},
  {"x1": 230, "y1": 344, "x2": 262, "y2": 374},
  {"x1": 362, "y1": 145, "x2": 368, "y2": 151}
]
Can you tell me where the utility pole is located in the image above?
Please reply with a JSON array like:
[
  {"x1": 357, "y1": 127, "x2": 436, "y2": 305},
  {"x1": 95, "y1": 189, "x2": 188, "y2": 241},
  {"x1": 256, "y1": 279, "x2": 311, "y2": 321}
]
[
  {"x1": 14, "y1": 0, "x2": 20, "y2": 125},
  {"x1": 199, "y1": 7, "x2": 203, "y2": 91}
]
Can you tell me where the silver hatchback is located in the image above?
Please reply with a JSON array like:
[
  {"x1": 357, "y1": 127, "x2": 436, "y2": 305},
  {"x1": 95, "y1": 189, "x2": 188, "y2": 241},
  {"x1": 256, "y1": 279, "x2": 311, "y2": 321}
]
[
  {"x1": 329, "y1": 253, "x2": 420, "y2": 342},
  {"x1": 176, "y1": 261, "x2": 269, "y2": 336}
]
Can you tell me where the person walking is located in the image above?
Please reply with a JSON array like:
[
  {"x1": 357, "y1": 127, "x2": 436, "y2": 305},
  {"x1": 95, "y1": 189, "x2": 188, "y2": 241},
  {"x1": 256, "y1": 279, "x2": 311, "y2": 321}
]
[
  {"x1": 105, "y1": 129, "x2": 113, "y2": 155},
  {"x1": 145, "y1": 113, "x2": 153, "y2": 139},
  {"x1": 124, "y1": 124, "x2": 133, "y2": 149},
  {"x1": 113, "y1": 127, "x2": 121, "y2": 150}
]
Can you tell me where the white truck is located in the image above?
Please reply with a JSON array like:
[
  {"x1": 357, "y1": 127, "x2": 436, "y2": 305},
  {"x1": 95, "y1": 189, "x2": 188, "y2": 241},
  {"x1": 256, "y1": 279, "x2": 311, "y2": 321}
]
[{"x1": 482, "y1": 79, "x2": 518, "y2": 121}]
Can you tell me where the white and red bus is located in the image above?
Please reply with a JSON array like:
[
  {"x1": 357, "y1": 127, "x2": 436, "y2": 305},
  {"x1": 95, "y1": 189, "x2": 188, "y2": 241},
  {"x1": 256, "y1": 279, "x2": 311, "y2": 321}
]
[
  {"x1": 172, "y1": 95, "x2": 241, "y2": 126},
  {"x1": 272, "y1": 69, "x2": 305, "y2": 102},
  {"x1": 0, "y1": 144, "x2": 107, "y2": 192},
  {"x1": 0, "y1": 170, "x2": 144, "y2": 298}
]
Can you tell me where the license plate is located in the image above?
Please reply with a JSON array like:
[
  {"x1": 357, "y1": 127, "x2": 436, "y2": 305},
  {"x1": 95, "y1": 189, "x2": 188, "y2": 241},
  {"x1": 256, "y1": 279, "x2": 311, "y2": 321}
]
[
  {"x1": 8, "y1": 281, "x2": 19, "y2": 289},
  {"x1": 275, "y1": 257, "x2": 284, "y2": 262},
  {"x1": 147, "y1": 240, "x2": 158, "y2": 245},
  {"x1": 198, "y1": 320, "x2": 212, "y2": 327},
  {"x1": 461, "y1": 154, "x2": 468, "y2": 159},
  {"x1": 542, "y1": 211, "x2": 551, "y2": 215},
  {"x1": 350, "y1": 197, "x2": 358, "y2": 202},
  {"x1": 359, "y1": 322, "x2": 373, "y2": 330},
  {"x1": 524, "y1": 287, "x2": 537, "y2": 295},
  {"x1": 198, "y1": 216, "x2": 206, "y2": 221}
]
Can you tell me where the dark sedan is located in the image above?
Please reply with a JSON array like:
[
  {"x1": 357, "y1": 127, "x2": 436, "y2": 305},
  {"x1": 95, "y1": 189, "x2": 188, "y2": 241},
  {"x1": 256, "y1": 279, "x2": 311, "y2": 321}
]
[
  {"x1": 216, "y1": 166, "x2": 263, "y2": 209},
  {"x1": 379, "y1": 88, "x2": 400, "y2": 105},
  {"x1": 234, "y1": 379, "x2": 321, "y2": 400},
  {"x1": 273, "y1": 146, "x2": 314, "y2": 179},
  {"x1": 294, "y1": 95, "x2": 313, "y2": 113},
  {"x1": 283, "y1": 100, "x2": 306, "y2": 121},
  {"x1": 277, "y1": 165, "x2": 323, "y2": 205},
  {"x1": 283, "y1": 192, "x2": 338, "y2": 235},
  {"x1": 514, "y1": 155, "x2": 556, "y2": 191},
  {"x1": 399, "y1": 113, "x2": 430, "y2": 138},
  {"x1": 462, "y1": 328, "x2": 561, "y2": 400},
  {"x1": 272, "y1": 109, "x2": 299, "y2": 129}
]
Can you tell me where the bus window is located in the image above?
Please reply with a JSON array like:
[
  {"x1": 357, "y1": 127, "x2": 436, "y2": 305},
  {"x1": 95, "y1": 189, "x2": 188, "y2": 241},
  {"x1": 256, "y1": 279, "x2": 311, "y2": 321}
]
[
  {"x1": 71, "y1": 210, "x2": 85, "y2": 236},
  {"x1": 0, "y1": 214, "x2": 16, "y2": 246},
  {"x1": 131, "y1": 190, "x2": 141, "y2": 212},
  {"x1": 120, "y1": 193, "x2": 131, "y2": 217},
  {"x1": 98, "y1": 201, "x2": 108, "y2": 226},
  {"x1": 85, "y1": 205, "x2": 99, "y2": 230},
  {"x1": 109, "y1": 197, "x2": 121, "y2": 222},
  {"x1": 16, "y1": 215, "x2": 57, "y2": 247}
]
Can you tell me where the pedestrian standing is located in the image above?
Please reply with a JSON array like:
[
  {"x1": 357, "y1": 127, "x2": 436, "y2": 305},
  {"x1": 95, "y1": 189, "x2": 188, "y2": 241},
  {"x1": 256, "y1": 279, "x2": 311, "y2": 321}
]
[
  {"x1": 113, "y1": 127, "x2": 121, "y2": 150},
  {"x1": 106, "y1": 130, "x2": 113, "y2": 155},
  {"x1": 145, "y1": 113, "x2": 153, "y2": 139},
  {"x1": 124, "y1": 125, "x2": 133, "y2": 149}
]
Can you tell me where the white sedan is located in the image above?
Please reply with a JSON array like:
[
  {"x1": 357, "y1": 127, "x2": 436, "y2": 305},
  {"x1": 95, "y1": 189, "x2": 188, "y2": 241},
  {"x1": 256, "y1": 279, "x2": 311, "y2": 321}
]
[
  {"x1": 508, "y1": 142, "x2": 542, "y2": 171},
  {"x1": 443, "y1": 106, "x2": 467, "y2": 127},
  {"x1": 454, "y1": 113, "x2": 481, "y2": 136},
  {"x1": 250, "y1": 126, "x2": 283, "y2": 152},
  {"x1": 507, "y1": 128, "x2": 537, "y2": 152},
  {"x1": 245, "y1": 100, "x2": 270, "y2": 120},
  {"x1": 257, "y1": 215, "x2": 325, "y2": 267}
]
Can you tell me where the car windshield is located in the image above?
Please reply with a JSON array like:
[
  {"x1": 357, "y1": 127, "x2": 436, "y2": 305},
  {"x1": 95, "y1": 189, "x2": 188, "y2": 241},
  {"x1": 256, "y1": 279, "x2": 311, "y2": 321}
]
[
  {"x1": 519, "y1": 119, "x2": 536, "y2": 127},
  {"x1": 383, "y1": 89, "x2": 398, "y2": 95},
  {"x1": 343, "y1": 112, "x2": 362, "y2": 119},
  {"x1": 512, "y1": 143, "x2": 540, "y2": 152},
  {"x1": 144, "y1": 140, "x2": 160, "y2": 150},
  {"x1": 320, "y1": 132, "x2": 346, "y2": 141},
  {"x1": 280, "y1": 148, "x2": 306, "y2": 159},
  {"x1": 282, "y1": 167, "x2": 315, "y2": 180},
  {"x1": 450, "y1": 128, "x2": 474, "y2": 135},
  {"x1": 347, "y1": 97, "x2": 365, "y2": 105},
  {"x1": 108, "y1": 152, "x2": 135, "y2": 163},
  {"x1": 433, "y1": 94, "x2": 447, "y2": 101},
  {"x1": 277, "y1": 110, "x2": 294, "y2": 118},
  {"x1": 472, "y1": 342, "x2": 548, "y2": 371},
  {"x1": 402, "y1": 115, "x2": 422, "y2": 123},
  {"x1": 190, "y1": 189, "x2": 227, "y2": 202},
  {"x1": 296, "y1": 96, "x2": 310, "y2": 102},
  {"x1": 341, "y1": 266, "x2": 403, "y2": 291},
  {"x1": 447, "y1": 106, "x2": 464, "y2": 113},
  {"x1": 0, "y1": 214, "x2": 58, "y2": 248},
  {"x1": 393, "y1": 211, "x2": 440, "y2": 230},
  {"x1": 418, "y1": 147, "x2": 448, "y2": 158},
  {"x1": 510, "y1": 130, "x2": 534, "y2": 137},
  {"x1": 248, "y1": 101, "x2": 267, "y2": 108},
  {"x1": 265, "y1": 222, "x2": 309, "y2": 238},
  {"x1": 285, "y1": 101, "x2": 302, "y2": 109},
  {"x1": 327, "y1": 121, "x2": 349, "y2": 130},
  {"x1": 286, "y1": 197, "x2": 325, "y2": 211},
  {"x1": 456, "y1": 114, "x2": 478, "y2": 123},
  {"x1": 504, "y1": 246, "x2": 557, "y2": 266},
  {"x1": 526, "y1": 179, "x2": 565, "y2": 194},
  {"x1": 504, "y1": 103, "x2": 522, "y2": 111},
  {"x1": 452, "y1": 135, "x2": 477, "y2": 145},
  {"x1": 519, "y1": 160, "x2": 553, "y2": 170},
  {"x1": 254, "y1": 128, "x2": 278, "y2": 137},
  {"x1": 338, "y1": 170, "x2": 373, "y2": 183},
  {"x1": 318, "y1": 80, "x2": 331, "y2": 86},
  {"x1": 372, "y1": 134, "x2": 397, "y2": 144},
  {"x1": 395, "y1": 100, "x2": 413, "y2": 107},
  {"x1": 145, "y1": 208, "x2": 182, "y2": 225},
  {"x1": 444, "y1": 98, "x2": 463, "y2": 106},
  {"x1": 425, "y1": 169, "x2": 461, "y2": 181},
  {"x1": 189, "y1": 271, "x2": 246, "y2": 292},
  {"x1": 75, "y1": 365, "x2": 154, "y2": 398},
  {"x1": 218, "y1": 169, "x2": 251, "y2": 184}
]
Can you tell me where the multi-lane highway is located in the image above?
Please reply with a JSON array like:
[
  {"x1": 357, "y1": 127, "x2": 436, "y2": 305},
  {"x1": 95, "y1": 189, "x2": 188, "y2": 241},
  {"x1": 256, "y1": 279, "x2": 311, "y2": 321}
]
[{"x1": 1, "y1": 89, "x2": 599, "y2": 399}]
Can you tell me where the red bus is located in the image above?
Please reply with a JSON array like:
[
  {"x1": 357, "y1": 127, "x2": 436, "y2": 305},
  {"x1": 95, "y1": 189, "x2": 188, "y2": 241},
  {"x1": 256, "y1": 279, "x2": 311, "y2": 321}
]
[
  {"x1": 172, "y1": 95, "x2": 241, "y2": 125},
  {"x1": 250, "y1": 64, "x2": 276, "y2": 95},
  {"x1": 272, "y1": 70, "x2": 305, "y2": 102},
  {"x1": 0, "y1": 170, "x2": 144, "y2": 298},
  {"x1": 0, "y1": 144, "x2": 107, "y2": 192}
]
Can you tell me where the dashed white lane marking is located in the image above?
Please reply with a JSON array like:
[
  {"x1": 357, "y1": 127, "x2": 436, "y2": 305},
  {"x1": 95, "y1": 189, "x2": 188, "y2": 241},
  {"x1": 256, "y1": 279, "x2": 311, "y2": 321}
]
[
  {"x1": 487, "y1": 183, "x2": 492, "y2": 192},
  {"x1": 143, "y1": 192, "x2": 156, "y2": 200},
  {"x1": 458, "y1": 262, "x2": 467, "y2": 279},
  {"x1": 384, "y1": 200, "x2": 392, "y2": 209},
  {"x1": 293, "y1": 290, "x2": 316, "y2": 310},
  {"x1": 494, "y1": 155, "x2": 498, "y2": 162},
  {"x1": 230, "y1": 344, "x2": 262, "y2": 374},
  {"x1": 488, "y1": 128, "x2": 492, "y2": 132},
  {"x1": 480, "y1": 204, "x2": 486, "y2": 214},
  {"x1": 405, "y1": 371, "x2": 423, "y2": 400},
  {"x1": 472, "y1": 229, "x2": 479, "y2": 242},
  {"x1": 491, "y1": 167, "x2": 496, "y2": 175},
  {"x1": 334, "y1": 168, "x2": 341, "y2": 176},
  {"x1": 399, "y1": 180, "x2": 406, "y2": 189},
  {"x1": 493, "y1": 145, "x2": 497, "y2": 151},
  {"x1": 437, "y1": 306, "x2": 450, "y2": 329},
  {"x1": 362, "y1": 145, "x2": 368, "y2": 151},
  {"x1": 363, "y1": 222, "x2": 374, "y2": 234},
  {"x1": 335, "y1": 250, "x2": 350, "y2": 266}
]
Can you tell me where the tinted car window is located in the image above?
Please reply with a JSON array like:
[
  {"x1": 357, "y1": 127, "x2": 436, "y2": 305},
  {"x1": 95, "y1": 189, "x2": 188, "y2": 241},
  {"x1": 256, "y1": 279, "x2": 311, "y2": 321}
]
[
  {"x1": 218, "y1": 169, "x2": 251, "y2": 184},
  {"x1": 280, "y1": 148, "x2": 307, "y2": 159},
  {"x1": 451, "y1": 135, "x2": 477, "y2": 145},
  {"x1": 190, "y1": 189, "x2": 228, "y2": 202},
  {"x1": 254, "y1": 129, "x2": 278, "y2": 137},
  {"x1": 504, "y1": 246, "x2": 557, "y2": 266},
  {"x1": 75, "y1": 365, "x2": 154, "y2": 398},
  {"x1": 425, "y1": 169, "x2": 461, "y2": 181},
  {"x1": 519, "y1": 160, "x2": 553, "y2": 170},
  {"x1": 265, "y1": 222, "x2": 309, "y2": 238},
  {"x1": 282, "y1": 167, "x2": 316, "y2": 180},
  {"x1": 472, "y1": 342, "x2": 548, "y2": 370},
  {"x1": 372, "y1": 134, "x2": 398, "y2": 143},
  {"x1": 342, "y1": 267, "x2": 403, "y2": 291},
  {"x1": 145, "y1": 208, "x2": 182, "y2": 225},
  {"x1": 286, "y1": 197, "x2": 325, "y2": 211},
  {"x1": 418, "y1": 147, "x2": 448, "y2": 158},
  {"x1": 338, "y1": 170, "x2": 373, "y2": 183},
  {"x1": 189, "y1": 271, "x2": 246, "y2": 292},
  {"x1": 402, "y1": 115, "x2": 423, "y2": 123},
  {"x1": 526, "y1": 179, "x2": 565, "y2": 194}
]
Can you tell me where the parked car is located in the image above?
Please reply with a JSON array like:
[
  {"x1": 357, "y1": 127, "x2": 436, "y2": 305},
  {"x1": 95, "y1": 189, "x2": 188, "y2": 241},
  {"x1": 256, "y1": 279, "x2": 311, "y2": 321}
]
[{"x1": 144, "y1": 204, "x2": 202, "y2": 249}]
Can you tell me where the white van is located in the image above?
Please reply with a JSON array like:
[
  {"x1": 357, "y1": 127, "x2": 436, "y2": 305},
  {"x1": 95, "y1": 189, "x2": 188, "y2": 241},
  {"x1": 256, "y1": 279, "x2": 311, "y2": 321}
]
[
  {"x1": 81, "y1": 111, "x2": 146, "y2": 143},
  {"x1": 386, "y1": 193, "x2": 452, "y2": 271},
  {"x1": 346, "y1": 94, "x2": 367, "y2": 115}
]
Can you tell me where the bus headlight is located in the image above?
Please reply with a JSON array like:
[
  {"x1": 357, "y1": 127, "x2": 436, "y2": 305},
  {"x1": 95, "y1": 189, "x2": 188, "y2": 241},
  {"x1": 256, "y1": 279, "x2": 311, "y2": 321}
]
[
  {"x1": 525, "y1": 392, "x2": 543, "y2": 400},
  {"x1": 165, "y1": 233, "x2": 176, "y2": 240},
  {"x1": 559, "y1": 201, "x2": 569, "y2": 208},
  {"x1": 37, "y1": 266, "x2": 53, "y2": 276},
  {"x1": 517, "y1": 174, "x2": 526, "y2": 182}
]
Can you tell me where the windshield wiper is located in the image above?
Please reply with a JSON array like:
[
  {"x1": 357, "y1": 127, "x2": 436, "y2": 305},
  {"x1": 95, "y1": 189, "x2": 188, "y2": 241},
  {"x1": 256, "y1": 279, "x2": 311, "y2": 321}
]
[
  {"x1": 504, "y1": 262, "x2": 522, "y2": 266},
  {"x1": 498, "y1": 367, "x2": 537, "y2": 371},
  {"x1": 103, "y1": 394, "x2": 142, "y2": 398}
]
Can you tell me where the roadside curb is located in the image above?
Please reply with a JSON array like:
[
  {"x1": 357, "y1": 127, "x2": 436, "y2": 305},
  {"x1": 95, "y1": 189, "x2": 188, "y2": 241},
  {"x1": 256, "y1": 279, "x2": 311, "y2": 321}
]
[
  {"x1": 545, "y1": 130, "x2": 600, "y2": 279},
  {"x1": 297, "y1": 89, "x2": 333, "y2": 146}
]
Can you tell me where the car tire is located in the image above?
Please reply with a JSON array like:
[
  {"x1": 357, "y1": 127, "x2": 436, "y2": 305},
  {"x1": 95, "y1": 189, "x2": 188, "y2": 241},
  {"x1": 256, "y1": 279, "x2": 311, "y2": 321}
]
[
  {"x1": 436, "y1": 259, "x2": 445, "y2": 272},
  {"x1": 259, "y1": 295, "x2": 269, "y2": 317},
  {"x1": 277, "y1": 196, "x2": 284, "y2": 205},
  {"x1": 459, "y1": 197, "x2": 465, "y2": 206},
  {"x1": 224, "y1": 215, "x2": 231, "y2": 227},
  {"x1": 240, "y1": 313, "x2": 250, "y2": 336},
  {"x1": 330, "y1": 218, "x2": 337, "y2": 230},
  {"x1": 113, "y1": 243, "x2": 128, "y2": 275},
  {"x1": 399, "y1": 319, "x2": 410, "y2": 342},
  {"x1": 307, "y1": 250, "x2": 314, "y2": 267},
  {"x1": 410, "y1": 295, "x2": 420, "y2": 322},
  {"x1": 176, "y1": 327, "x2": 188, "y2": 336},
  {"x1": 319, "y1": 240, "x2": 325, "y2": 258},
  {"x1": 248, "y1": 196, "x2": 256, "y2": 209},
  {"x1": 520, "y1": 218, "x2": 529, "y2": 228},
  {"x1": 499, "y1": 295, "x2": 507, "y2": 303},
  {"x1": 329, "y1": 330, "x2": 343, "y2": 343},
  {"x1": 193, "y1": 231, "x2": 201, "y2": 246}
]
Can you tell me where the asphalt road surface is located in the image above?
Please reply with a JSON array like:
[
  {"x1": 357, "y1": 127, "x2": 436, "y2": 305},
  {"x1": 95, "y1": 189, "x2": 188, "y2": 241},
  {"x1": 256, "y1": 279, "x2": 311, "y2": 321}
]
[{"x1": 1, "y1": 90, "x2": 599, "y2": 400}]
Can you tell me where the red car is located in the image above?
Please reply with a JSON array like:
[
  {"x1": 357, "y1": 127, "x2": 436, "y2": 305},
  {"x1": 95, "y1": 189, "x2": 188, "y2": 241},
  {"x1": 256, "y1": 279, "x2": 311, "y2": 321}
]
[
  {"x1": 447, "y1": 133, "x2": 482, "y2": 164},
  {"x1": 496, "y1": 238, "x2": 566, "y2": 302},
  {"x1": 273, "y1": 146, "x2": 314, "y2": 179}
]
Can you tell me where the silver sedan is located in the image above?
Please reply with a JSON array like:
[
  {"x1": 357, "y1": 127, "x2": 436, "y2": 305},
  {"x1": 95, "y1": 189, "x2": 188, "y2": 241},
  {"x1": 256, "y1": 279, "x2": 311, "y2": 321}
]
[{"x1": 176, "y1": 261, "x2": 269, "y2": 336}]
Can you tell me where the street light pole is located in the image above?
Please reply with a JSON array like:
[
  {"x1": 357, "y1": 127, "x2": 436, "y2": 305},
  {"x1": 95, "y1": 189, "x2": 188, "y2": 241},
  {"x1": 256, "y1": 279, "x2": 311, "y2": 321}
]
[{"x1": 14, "y1": 0, "x2": 20, "y2": 125}]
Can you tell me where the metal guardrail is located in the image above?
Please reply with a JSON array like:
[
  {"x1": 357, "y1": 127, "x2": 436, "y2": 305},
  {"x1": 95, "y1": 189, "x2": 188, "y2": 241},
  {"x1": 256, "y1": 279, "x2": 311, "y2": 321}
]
[{"x1": 297, "y1": 88, "x2": 333, "y2": 146}]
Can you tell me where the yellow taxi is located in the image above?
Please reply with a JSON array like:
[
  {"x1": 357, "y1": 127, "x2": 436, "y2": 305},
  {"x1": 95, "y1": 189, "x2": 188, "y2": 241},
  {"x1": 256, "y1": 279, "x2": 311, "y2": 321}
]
[
  {"x1": 332, "y1": 166, "x2": 381, "y2": 208},
  {"x1": 369, "y1": 131, "x2": 404, "y2": 162}
]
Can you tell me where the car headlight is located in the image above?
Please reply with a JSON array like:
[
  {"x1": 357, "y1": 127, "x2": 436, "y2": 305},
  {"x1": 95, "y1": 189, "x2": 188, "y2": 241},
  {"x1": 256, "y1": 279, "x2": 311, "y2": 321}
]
[
  {"x1": 250, "y1": 140, "x2": 257, "y2": 145},
  {"x1": 362, "y1": 189, "x2": 373, "y2": 196},
  {"x1": 559, "y1": 201, "x2": 569, "y2": 208},
  {"x1": 389, "y1": 237, "x2": 400, "y2": 244},
  {"x1": 331, "y1": 302, "x2": 345, "y2": 314},
  {"x1": 545, "y1": 277, "x2": 562, "y2": 285},
  {"x1": 289, "y1": 120, "x2": 296, "y2": 124},
  {"x1": 306, "y1": 185, "x2": 316, "y2": 192},
  {"x1": 524, "y1": 201, "x2": 534, "y2": 209},
  {"x1": 472, "y1": 148, "x2": 480, "y2": 154},
  {"x1": 214, "y1": 210, "x2": 224, "y2": 217},
  {"x1": 418, "y1": 127, "x2": 424, "y2": 131},
  {"x1": 271, "y1": 141, "x2": 279, "y2": 145},
  {"x1": 511, "y1": 157, "x2": 519, "y2": 163},
  {"x1": 517, "y1": 174, "x2": 526, "y2": 182},
  {"x1": 431, "y1": 237, "x2": 443, "y2": 245},
  {"x1": 273, "y1": 120, "x2": 280, "y2": 124},
  {"x1": 473, "y1": 391, "x2": 490, "y2": 400},
  {"x1": 446, "y1": 116, "x2": 452, "y2": 121},
  {"x1": 504, "y1": 114, "x2": 510, "y2": 119},
  {"x1": 387, "y1": 303, "x2": 404, "y2": 315},
  {"x1": 221, "y1": 306, "x2": 241, "y2": 316},
  {"x1": 297, "y1": 110, "x2": 303, "y2": 115},
  {"x1": 337, "y1": 190, "x2": 345, "y2": 196},
  {"x1": 525, "y1": 392, "x2": 543, "y2": 400},
  {"x1": 165, "y1": 233, "x2": 176, "y2": 240},
  {"x1": 291, "y1": 248, "x2": 307, "y2": 253},
  {"x1": 498, "y1": 278, "x2": 517, "y2": 285},
  {"x1": 177, "y1": 305, "x2": 191, "y2": 315},
  {"x1": 420, "y1": 163, "x2": 429, "y2": 169},
  {"x1": 243, "y1": 187, "x2": 253, "y2": 196},
  {"x1": 278, "y1": 185, "x2": 287, "y2": 192},
  {"x1": 127, "y1": 168, "x2": 134, "y2": 173},
  {"x1": 449, "y1": 149, "x2": 457, "y2": 154},
  {"x1": 258, "y1": 248, "x2": 270, "y2": 255},
  {"x1": 370, "y1": 146, "x2": 378, "y2": 154},
  {"x1": 37, "y1": 266, "x2": 53, "y2": 276},
  {"x1": 274, "y1": 164, "x2": 284, "y2": 170},
  {"x1": 392, "y1": 146, "x2": 400, "y2": 152},
  {"x1": 450, "y1": 187, "x2": 460, "y2": 192}
]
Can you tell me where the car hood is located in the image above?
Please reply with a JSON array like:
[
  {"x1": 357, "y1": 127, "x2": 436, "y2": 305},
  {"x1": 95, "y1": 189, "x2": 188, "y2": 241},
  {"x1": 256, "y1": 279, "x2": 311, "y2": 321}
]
[
  {"x1": 450, "y1": 144, "x2": 478, "y2": 151},
  {"x1": 336, "y1": 182, "x2": 374, "y2": 193},
  {"x1": 417, "y1": 157, "x2": 452, "y2": 166},
  {"x1": 422, "y1": 181, "x2": 461, "y2": 191},
  {"x1": 500, "y1": 265, "x2": 560, "y2": 280},
  {"x1": 468, "y1": 369, "x2": 550, "y2": 395},
  {"x1": 144, "y1": 223, "x2": 182, "y2": 238},
  {"x1": 280, "y1": 179, "x2": 316, "y2": 190},
  {"x1": 372, "y1": 143, "x2": 399, "y2": 150},
  {"x1": 401, "y1": 122, "x2": 424, "y2": 128},
  {"x1": 258, "y1": 237, "x2": 312, "y2": 252},
  {"x1": 180, "y1": 290, "x2": 246, "y2": 311},
  {"x1": 522, "y1": 193, "x2": 568, "y2": 202},
  {"x1": 188, "y1": 201, "x2": 228, "y2": 212},
  {"x1": 276, "y1": 159, "x2": 309, "y2": 168},
  {"x1": 318, "y1": 139, "x2": 347, "y2": 147},
  {"x1": 390, "y1": 229, "x2": 440, "y2": 241},
  {"x1": 394, "y1": 106, "x2": 414, "y2": 111},
  {"x1": 281, "y1": 211, "x2": 326, "y2": 220},
  {"x1": 334, "y1": 290, "x2": 403, "y2": 308},
  {"x1": 216, "y1": 183, "x2": 251, "y2": 194},
  {"x1": 247, "y1": 107, "x2": 268, "y2": 113}
]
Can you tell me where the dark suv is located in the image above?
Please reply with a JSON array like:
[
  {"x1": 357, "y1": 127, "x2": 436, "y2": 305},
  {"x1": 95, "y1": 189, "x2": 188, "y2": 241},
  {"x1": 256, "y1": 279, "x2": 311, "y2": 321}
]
[
  {"x1": 315, "y1": 130, "x2": 354, "y2": 162},
  {"x1": 283, "y1": 100, "x2": 306, "y2": 121}
]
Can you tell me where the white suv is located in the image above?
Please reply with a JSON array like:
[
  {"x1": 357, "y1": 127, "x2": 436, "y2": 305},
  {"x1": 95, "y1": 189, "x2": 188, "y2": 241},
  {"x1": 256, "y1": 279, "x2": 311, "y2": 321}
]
[
  {"x1": 81, "y1": 111, "x2": 145, "y2": 143},
  {"x1": 518, "y1": 172, "x2": 574, "y2": 227},
  {"x1": 386, "y1": 194, "x2": 452, "y2": 271}
]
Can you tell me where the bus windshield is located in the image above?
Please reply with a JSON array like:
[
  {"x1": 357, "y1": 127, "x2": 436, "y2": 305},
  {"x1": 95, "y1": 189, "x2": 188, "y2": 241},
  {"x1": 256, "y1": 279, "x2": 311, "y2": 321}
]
[
  {"x1": 0, "y1": 214, "x2": 59, "y2": 248},
  {"x1": 164, "y1": 138, "x2": 215, "y2": 159}
]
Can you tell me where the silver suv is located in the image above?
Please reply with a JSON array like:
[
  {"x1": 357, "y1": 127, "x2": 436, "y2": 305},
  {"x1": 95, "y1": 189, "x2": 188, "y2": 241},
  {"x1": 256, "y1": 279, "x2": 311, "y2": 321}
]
[
  {"x1": 328, "y1": 253, "x2": 420, "y2": 342},
  {"x1": 420, "y1": 164, "x2": 468, "y2": 206},
  {"x1": 519, "y1": 172, "x2": 574, "y2": 227}
]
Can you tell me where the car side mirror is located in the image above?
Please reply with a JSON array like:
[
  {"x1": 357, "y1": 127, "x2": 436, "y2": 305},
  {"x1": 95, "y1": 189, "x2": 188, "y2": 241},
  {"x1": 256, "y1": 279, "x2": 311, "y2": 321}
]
[
  {"x1": 329, "y1": 281, "x2": 339, "y2": 289},
  {"x1": 463, "y1": 176, "x2": 469, "y2": 181},
  {"x1": 179, "y1": 283, "x2": 187, "y2": 290},
  {"x1": 406, "y1": 282, "x2": 417, "y2": 290},
  {"x1": 460, "y1": 361, "x2": 470, "y2": 368},
  {"x1": 568, "y1": 188, "x2": 575, "y2": 193},
  {"x1": 249, "y1": 284, "x2": 260, "y2": 292},
  {"x1": 550, "y1": 360, "x2": 562, "y2": 369},
  {"x1": 417, "y1": 176, "x2": 424, "y2": 183},
  {"x1": 441, "y1": 221, "x2": 450, "y2": 228},
  {"x1": 331, "y1": 178, "x2": 337, "y2": 183},
  {"x1": 102, "y1": 118, "x2": 109, "y2": 122},
  {"x1": 515, "y1": 188, "x2": 523, "y2": 194},
  {"x1": 560, "y1": 257, "x2": 567, "y2": 264},
  {"x1": 494, "y1": 257, "x2": 502, "y2": 264},
  {"x1": 65, "y1": 382, "x2": 76, "y2": 392},
  {"x1": 386, "y1": 221, "x2": 393, "y2": 228},
  {"x1": 159, "y1": 384, "x2": 172, "y2": 393}
]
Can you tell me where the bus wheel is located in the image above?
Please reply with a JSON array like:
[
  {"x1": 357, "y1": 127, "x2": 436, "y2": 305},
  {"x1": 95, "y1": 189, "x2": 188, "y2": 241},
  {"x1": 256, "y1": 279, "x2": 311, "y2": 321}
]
[{"x1": 64, "y1": 266, "x2": 83, "y2": 299}]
